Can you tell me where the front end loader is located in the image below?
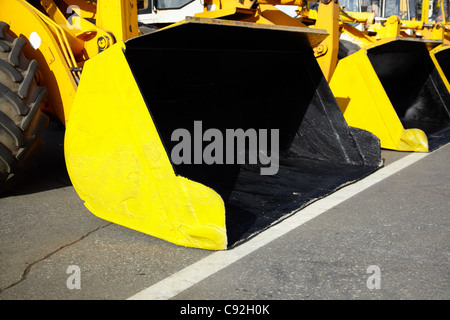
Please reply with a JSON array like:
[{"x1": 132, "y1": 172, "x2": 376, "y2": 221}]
[
  {"x1": 139, "y1": 0, "x2": 450, "y2": 152},
  {"x1": 0, "y1": 0, "x2": 381, "y2": 250},
  {"x1": 420, "y1": 0, "x2": 450, "y2": 95},
  {"x1": 332, "y1": 0, "x2": 450, "y2": 152}
]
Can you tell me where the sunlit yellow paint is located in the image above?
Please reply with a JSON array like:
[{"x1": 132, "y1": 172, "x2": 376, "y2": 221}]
[
  {"x1": 0, "y1": 0, "x2": 78, "y2": 124},
  {"x1": 64, "y1": 42, "x2": 227, "y2": 250},
  {"x1": 430, "y1": 44, "x2": 450, "y2": 93},
  {"x1": 330, "y1": 49, "x2": 428, "y2": 152}
]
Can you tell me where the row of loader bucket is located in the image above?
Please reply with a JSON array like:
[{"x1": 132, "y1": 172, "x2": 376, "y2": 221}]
[
  {"x1": 64, "y1": 18, "x2": 382, "y2": 250},
  {"x1": 64, "y1": 16, "x2": 449, "y2": 250},
  {"x1": 431, "y1": 44, "x2": 450, "y2": 92},
  {"x1": 331, "y1": 37, "x2": 450, "y2": 152}
]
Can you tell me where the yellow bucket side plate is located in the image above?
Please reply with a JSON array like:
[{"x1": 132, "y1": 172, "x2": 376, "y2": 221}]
[
  {"x1": 64, "y1": 42, "x2": 227, "y2": 250},
  {"x1": 430, "y1": 44, "x2": 450, "y2": 94},
  {"x1": 330, "y1": 50, "x2": 428, "y2": 152}
]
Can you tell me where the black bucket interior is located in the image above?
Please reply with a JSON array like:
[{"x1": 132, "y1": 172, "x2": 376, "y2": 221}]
[
  {"x1": 125, "y1": 20, "x2": 381, "y2": 247},
  {"x1": 434, "y1": 46, "x2": 450, "y2": 81},
  {"x1": 367, "y1": 40, "x2": 450, "y2": 150}
]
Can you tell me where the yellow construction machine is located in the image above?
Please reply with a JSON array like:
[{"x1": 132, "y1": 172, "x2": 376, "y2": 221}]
[
  {"x1": 417, "y1": 0, "x2": 450, "y2": 95},
  {"x1": 138, "y1": 0, "x2": 450, "y2": 152},
  {"x1": 0, "y1": 0, "x2": 381, "y2": 250},
  {"x1": 137, "y1": 0, "x2": 342, "y2": 81},
  {"x1": 330, "y1": 0, "x2": 450, "y2": 152},
  {"x1": 338, "y1": 0, "x2": 450, "y2": 91}
]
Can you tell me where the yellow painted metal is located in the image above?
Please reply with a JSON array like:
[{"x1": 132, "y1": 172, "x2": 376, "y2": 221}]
[
  {"x1": 194, "y1": 0, "x2": 306, "y2": 25},
  {"x1": 0, "y1": 0, "x2": 142, "y2": 125},
  {"x1": 258, "y1": 0, "x2": 304, "y2": 5},
  {"x1": 0, "y1": 0, "x2": 78, "y2": 124},
  {"x1": 304, "y1": 6, "x2": 433, "y2": 151},
  {"x1": 329, "y1": 49, "x2": 428, "y2": 152},
  {"x1": 313, "y1": 2, "x2": 339, "y2": 81},
  {"x1": 339, "y1": 0, "x2": 450, "y2": 94},
  {"x1": 2, "y1": 0, "x2": 341, "y2": 250},
  {"x1": 338, "y1": 21, "x2": 377, "y2": 48},
  {"x1": 62, "y1": 0, "x2": 97, "y2": 19},
  {"x1": 257, "y1": 3, "x2": 307, "y2": 26},
  {"x1": 96, "y1": 0, "x2": 140, "y2": 42},
  {"x1": 197, "y1": 0, "x2": 346, "y2": 82},
  {"x1": 430, "y1": 43, "x2": 450, "y2": 89},
  {"x1": 64, "y1": 42, "x2": 227, "y2": 250},
  {"x1": 191, "y1": 1, "x2": 431, "y2": 152},
  {"x1": 194, "y1": 0, "x2": 341, "y2": 80},
  {"x1": 339, "y1": 10, "x2": 376, "y2": 24},
  {"x1": 418, "y1": 0, "x2": 450, "y2": 93},
  {"x1": 192, "y1": 0, "x2": 255, "y2": 22},
  {"x1": 328, "y1": 1, "x2": 450, "y2": 152},
  {"x1": 40, "y1": 0, "x2": 116, "y2": 62}
]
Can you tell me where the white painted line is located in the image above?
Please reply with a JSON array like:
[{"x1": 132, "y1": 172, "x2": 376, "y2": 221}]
[{"x1": 128, "y1": 152, "x2": 430, "y2": 300}]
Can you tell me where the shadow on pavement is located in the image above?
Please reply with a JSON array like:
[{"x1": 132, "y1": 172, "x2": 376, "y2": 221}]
[{"x1": 2, "y1": 121, "x2": 72, "y2": 197}]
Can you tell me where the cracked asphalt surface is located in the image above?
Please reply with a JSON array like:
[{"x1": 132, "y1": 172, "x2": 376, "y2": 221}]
[{"x1": 0, "y1": 122, "x2": 449, "y2": 300}]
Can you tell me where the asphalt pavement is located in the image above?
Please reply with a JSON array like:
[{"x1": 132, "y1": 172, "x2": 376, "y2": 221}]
[{"x1": 0, "y1": 122, "x2": 448, "y2": 301}]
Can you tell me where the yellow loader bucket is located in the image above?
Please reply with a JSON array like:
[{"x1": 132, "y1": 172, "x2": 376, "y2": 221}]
[
  {"x1": 330, "y1": 38, "x2": 450, "y2": 152},
  {"x1": 65, "y1": 18, "x2": 381, "y2": 250},
  {"x1": 431, "y1": 44, "x2": 450, "y2": 92}
]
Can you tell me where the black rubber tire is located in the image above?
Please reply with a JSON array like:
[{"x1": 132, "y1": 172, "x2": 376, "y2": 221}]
[{"x1": 0, "y1": 21, "x2": 49, "y2": 193}]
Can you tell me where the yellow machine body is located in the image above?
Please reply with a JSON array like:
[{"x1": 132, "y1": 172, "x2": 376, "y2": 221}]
[
  {"x1": 202, "y1": 0, "x2": 450, "y2": 153},
  {"x1": 326, "y1": 1, "x2": 450, "y2": 152},
  {"x1": 65, "y1": 16, "x2": 381, "y2": 249},
  {"x1": 330, "y1": 45, "x2": 429, "y2": 151},
  {"x1": 65, "y1": 41, "x2": 227, "y2": 250},
  {"x1": 431, "y1": 43, "x2": 450, "y2": 90}
]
